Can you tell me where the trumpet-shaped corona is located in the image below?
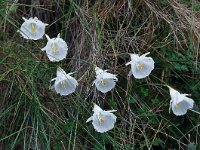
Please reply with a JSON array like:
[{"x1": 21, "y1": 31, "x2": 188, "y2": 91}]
[
  {"x1": 93, "y1": 67, "x2": 118, "y2": 93},
  {"x1": 126, "y1": 52, "x2": 154, "y2": 79},
  {"x1": 168, "y1": 86, "x2": 194, "y2": 116},
  {"x1": 42, "y1": 34, "x2": 68, "y2": 62},
  {"x1": 51, "y1": 67, "x2": 78, "y2": 96},
  {"x1": 18, "y1": 17, "x2": 48, "y2": 40},
  {"x1": 86, "y1": 104, "x2": 117, "y2": 133}
]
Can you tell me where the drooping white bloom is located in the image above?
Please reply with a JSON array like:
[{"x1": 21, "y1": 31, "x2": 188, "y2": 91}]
[
  {"x1": 86, "y1": 104, "x2": 117, "y2": 133},
  {"x1": 168, "y1": 86, "x2": 194, "y2": 116},
  {"x1": 42, "y1": 34, "x2": 68, "y2": 62},
  {"x1": 51, "y1": 67, "x2": 78, "y2": 96},
  {"x1": 126, "y1": 52, "x2": 154, "y2": 79},
  {"x1": 93, "y1": 67, "x2": 118, "y2": 93},
  {"x1": 18, "y1": 17, "x2": 48, "y2": 40}
]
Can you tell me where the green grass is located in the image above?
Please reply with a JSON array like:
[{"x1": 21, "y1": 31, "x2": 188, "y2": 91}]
[{"x1": 0, "y1": 0, "x2": 200, "y2": 149}]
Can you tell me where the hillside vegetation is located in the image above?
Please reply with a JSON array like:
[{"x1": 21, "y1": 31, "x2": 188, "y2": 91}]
[{"x1": 0, "y1": 0, "x2": 200, "y2": 149}]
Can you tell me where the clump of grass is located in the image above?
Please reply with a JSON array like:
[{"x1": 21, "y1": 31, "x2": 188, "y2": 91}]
[{"x1": 0, "y1": 0, "x2": 200, "y2": 149}]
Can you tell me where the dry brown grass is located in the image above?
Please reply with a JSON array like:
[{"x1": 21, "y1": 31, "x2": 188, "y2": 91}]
[{"x1": 0, "y1": 0, "x2": 200, "y2": 149}]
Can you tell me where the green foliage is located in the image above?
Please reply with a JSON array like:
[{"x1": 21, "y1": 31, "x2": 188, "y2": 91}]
[
  {"x1": 188, "y1": 143, "x2": 196, "y2": 150},
  {"x1": 0, "y1": 0, "x2": 200, "y2": 150},
  {"x1": 151, "y1": 138, "x2": 165, "y2": 148},
  {"x1": 160, "y1": 47, "x2": 192, "y2": 72}
]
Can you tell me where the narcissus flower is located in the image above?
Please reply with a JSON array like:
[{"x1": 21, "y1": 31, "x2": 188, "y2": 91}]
[
  {"x1": 42, "y1": 34, "x2": 68, "y2": 62},
  {"x1": 168, "y1": 86, "x2": 194, "y2": 116},
  {"x1": 18, "y1": 17, "x2": 48, "y2": 40},
  {"x1": 51, "y1": 67, "x2": 78, "y2": 96},
  {"x1": 86, "y1": 104, "x2": 117, "y2": 133},
  {"x1": 93, "y1": 67, "x2": 118, "y2": 93},
  {"x1": 126, "y1": 52, "x2": 154, "y2": 79}
]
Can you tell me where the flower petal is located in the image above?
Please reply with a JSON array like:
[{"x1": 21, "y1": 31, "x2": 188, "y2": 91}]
[
  {"x1": 102, "y1": 72, "x2": 117, "y2": 81},
  {"x1": 54, "y1": 78, "x2": 77, "y2": 96},
  {"x1": 130, "y1": 57, "x2": 154, "y2": 79},
  {"x1": 94, "y1": 78, "x2": 116, "y2": 93},
  {"x1": 52, "y1": 68, "x2": 78, "y2": 96},
  {"x1": 45, "y1": 34, "x2": 51, "y2": 41},
  {"x1": 125, "y1": 61, "x2": 131, "y2": 66},
  {"x1": 95, "y1": 67, "x2": 104, "y2": 75},
  {"x1": 168, "y1": 86, "x2": 194, "y2": 116},
  {"x1": 127, "y1": 53, "x2": 154, "y2": 79},
  {"x1": 172, "y1": 100, "x2": 191, "y2": 116},
  {"x1": 19, "y1": 17, "x2": 47, "y2": 40},
  {"x1": 86, "y1": 116, "x2": 93, "y2": 123},
  {"x1": 93, "y1": 104, "x2": 103, "y2": 114},
  {"x1": 56, "y1": 67, "x2": 67, "y2": 79},
  {"x1": 130, "y1": 54, "x2": 140, "y2": 61},
  {"x1": 141, "y1": 52, "x2": 150, "y2": 57},
  {"x1": 92, "y1": 112, "x2": 117, "y2": 133},
  {"x1": 44, "y1": 37, "x2": 68, "y2": 62}
]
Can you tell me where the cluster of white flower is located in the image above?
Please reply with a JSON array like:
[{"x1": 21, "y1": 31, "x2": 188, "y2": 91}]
[{"x1": 18, "y1": 17, "x2": 195, "y2": 133}]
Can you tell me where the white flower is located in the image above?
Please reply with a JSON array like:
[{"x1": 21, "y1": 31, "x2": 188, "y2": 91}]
[
  {"x1": 51, "y1": 67, "x2": 78, "y2": 96},
  {"x1": 168, "y1": 86, "x2": 194, "y2": 116},
  {"x1": 93, "y1": 67, "x2": 118, "y2": 93},
  {"x1": 126, "y1": 52, "x2": 154, "y2": 79},
  {"x1": 86, "y1": 104, "x2": 117, "y2": 133},
  {"x1": 18, "y1": 17, "x2": 48, "y2": 40},
  {"x1": 42, "y1": 34, "x2": 68, "y2": 62}
]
